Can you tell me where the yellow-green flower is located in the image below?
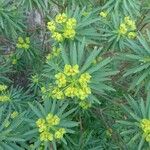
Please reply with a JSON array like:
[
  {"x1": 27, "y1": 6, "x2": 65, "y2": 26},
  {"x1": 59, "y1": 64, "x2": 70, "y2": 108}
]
[
  {"x1": 40, "y1": 131, "x2": 53, "y2": 141},
  {"x1": 22, "y1": 43, "x2": 29, "y2": 49},
  {"x1": 76, "y1": 88, "x2": 88, "y2": 100},
  {"x1": 52, "y1": 87, "x2": 64, "y2": 100},
  {"x1": 64, "y1": 64, "x2": 79, "y2": 76},
  {"x1": 146, "y1": 134, "x2": 150, "y2": 142},
  {"x1": 32, "y1": 75, "x2": 39, "y2": 83},
  {"x1": 41, "y1": 87, "x2": 47, "y2": 94},
  {"x1": 79, "y1": 73, "x2": 91, "y2": 87},
  {"x1": 54, "y1": 128, "x2": 66, "y2": 139},
  {"x1": 25, "y1": 37, "x2": 30, "y2": 44},
  {"x1": 79, "y1": 100, "x2": 91, "y2": 109},
  {"x1": 0, "y1": 84, "x2": 7, "y2": 92},
  {"x1": 18, "y1": 37, "x2": 24, "y2": 44},
  {"x1": 119, "y1": 23, "x2": 128, "y2": 35},
  {"x1": 4, "y1": 120, "x2": 10, "y2": 128},
  {"x1": 47, "y1": 21, "x2": 56, "y2": 32},
  {"x1": 0, "y1": 95, "x2": 10, "y2": 102},
  {"x1": 55, "y1": 73, "x2": 67, "y2": 87},
  {"x1": 36, "y1": 118, "x2": 47, "y2": 132},
  {"x1": 140, "y1": 119, "x2": 150, "y2": 142},
  {"x1": 52, "y1": 47, "x2": 61, "y2": 57},
  {"x1": 65, "y1": 86, "x2": 78, "y2": 98},
  {"x1": 63, "y1": 29, "x2": 76, "y2": 39},
  {"x1": 51, "y1": 115, "x2": 60, "y2": 126},
  {"x1": 66, "y1": 18, "x2": 77, "y2": 29},
  {"x1": 46, "y1": 53, "x2": 53, "y2": 61},
  {"x1": 55, "y1": 13, "x2": 67, "y2": 24},
  {"x1": 11, "y1": 111, "x2": 18, "y2": 119},
  {"x1": 128, "y1": 32, "x2": 136, "y2": 39},
  {"x1": 124, "y1": 16, "x2": 136, "y2": 30},
  {"x1": 52, "y1": 32, "x2": 63, "y2": 42},
  {"x1": 12, "y1": 58, "x2": 17, "y2": 65},
  {"x1": 16, "y1": 43, "x2": 22, "y2": 48},
  {"x1": 16, "y1": 37, "x2": 30, "y2": 49},
  {"x1": 106, "y1": 128, "x2": 113, "y2": 137},
  {"x1": 83, "y1": 86, "x2": 91, "y2": 95},
  {"x1": 36, "y1": 118, "x2": 46, "y2": 128},
  {"x1": 46, "y1": 113, "x2": 60, "y2": 126},
  {"x1": 99, "y1": 11, "x2": 108, "y2": 18}
]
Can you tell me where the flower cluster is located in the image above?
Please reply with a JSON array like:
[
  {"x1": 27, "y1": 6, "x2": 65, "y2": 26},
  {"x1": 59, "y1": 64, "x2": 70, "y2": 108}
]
[
  {"x1": 99, "y1": 11, "x2": 108, "y2": 18},
  {"x1": 0, "y1": 84, "x2": 7, "y2": 92},
  {"x1": 47, "y1": 13, "x2": 77, "y2": 42},
  {"x1": 16, "y1": 37, "x2": 30, "y2": 49},
  {"x1": 31, "y1": 75, "x2": 39, "y2": 84},
  {"x1": 0, "y1": 84, "x2": 10, "y2": 102},
  {"x1": 140, "y1": 119, "x2": 150, "y2": 142},
  {"x1": 41, "y1": 85, "x2": 52, "y2": 100},
  {"x1": 51, "y1": 64, "x2": 92, "y2": 108},
  {"x1": 82, "y1": 4, "x2": 93, "y2": 16},
  {"x1": 140, "y1": 56, "x2": 150, "y2": 63},
  {"x1": 46, "y1": 47, "x2": 61, "y2": 62},
  {"x1": 11, "y1": 111, "x2": 19, "y2": 119},
  {"x1": 36, "y1": 113, "x2": 66, "y2": 142},
  {"x1": 79, "y1": 100, "x2": 91, "y2": 109},
  {"x1": 118, "y1": 16, "x2": 136, "y2": 39}
]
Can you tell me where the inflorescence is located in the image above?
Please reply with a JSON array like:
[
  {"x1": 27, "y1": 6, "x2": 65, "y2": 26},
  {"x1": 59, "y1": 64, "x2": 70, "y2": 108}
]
[
  {"x1": 0, "y1": 84, "x2": 10, "y2": 102},
  {"x1": 118, "y1": 16, "x2": 136, "y2": 39},
  {"x1": 36, "y1": 113, "x2": 66, "y2": 142},
  {"x1": 46, "y1": 47, "x2": 61, "y2": 62},
  {"x1": 140, "y1": 119, "x2": 150, "y2": 142},
  {"x1": 16, "y1": 37, "x2": 30, "y2": 49},
  {"x1": 51, "y1": 64, "x2": 92, "y2": 109},
  {"x1": 47, "y1": 13, "x2": 77, "y2": 42}
]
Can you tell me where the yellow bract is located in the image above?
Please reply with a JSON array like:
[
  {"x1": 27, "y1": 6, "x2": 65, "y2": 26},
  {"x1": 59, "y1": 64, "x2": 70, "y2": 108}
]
[
  {"x1": 65, "y1": 86, "x2": 78, "y2": 98},
  {"x1": 64, "y1": 64, "x2": 79, "y2": 76},
  {"x1": 128, "y1": 32, "x2": 136, "y2": 39},
  {"x1": 16, "y1": 37, "x2": 30, "y2": 49},
  {"x1": 99, "y1": 11, "x2": 108, "y2": 18},
  {"x1": 54, "y1": 128, "x2": 66, "y2": 139},
  {"x1": 119, "y1": 23, "x2": 128, "y2": 35},
  {"x1": 76, "y1": 87, "x2": 91, "y2": 100},
  {"x1": 0, "y1": 95, "x2": 10, "y2": 102},
  {"x1": 36, "y1": 118, "x2": 47, "y2": 133},
  {"x1": 140, "y1": 119, "x2": 150, "y2": 142},
  {"x1": 0, "y1": 84, "x2": 7, "y2": 92},
  {"x1": 124, "y1": 16, "x2": 136, "y2": 30},
  {"x1": 46, "y1": 114, "x2": 60, "y2": 126},
  {"x1": 55, "y1": 13, "x2": 67, "y2": 24},
  {"x1": 40, "y1": 131, "x2": 53, "y2": 141},
  {"x1": 55, "y1": 73, "x2": 67, "y2": 87},
  {"x1": 47, "y1": 21, "x2": 56, "y2": 32},
  {"x1": 79, "y1": 73, "x2": 91, "y2": 87},
  {"x1": 11, "y1": 111, "x2": 18, "y2": 119},
  {"x1": 52, "y1": 87, "x2": 64, "y2": 100},
  {"x1": 63, "y1": 29, "x2": 76, "y2": 39},
  {"x1": 32, "y1": 75, "x2": 39, "y2": 83},
  {"x1": 46, "y1": 47, "x2": 61, "y2": 62},
  {"x1": 52, "y1": 32, "x2": 63, "y2": 42},
  {"x1": 36, "y1": 114, "x2": 64, "y2": 142},
  {"x1": 12, "y1": 58, "x2": 17, "y2": 65},
  {"x1": 66, "y1": 18, "x2": 77, "y2": 29},
  {"x1": 79, "y1": 100, "x2": 91, "y2": 109},
  {"x1": 52, "y1": 47, "x2": 61, "y2": 57}
]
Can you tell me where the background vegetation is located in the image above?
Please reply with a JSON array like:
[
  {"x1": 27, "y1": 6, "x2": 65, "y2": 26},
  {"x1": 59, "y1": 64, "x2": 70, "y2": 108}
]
[{"x1": 0, "y1": 0, "x2": 150, "y2": 149}]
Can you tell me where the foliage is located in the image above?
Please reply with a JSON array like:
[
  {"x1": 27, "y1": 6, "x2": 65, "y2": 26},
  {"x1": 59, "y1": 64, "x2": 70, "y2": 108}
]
[
  {"x1": 0, "y1": 0, "x2": 150, "y2": 149},
  {"x1": 117, "y1": 93, "x2": 150, "y2": 149}
]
